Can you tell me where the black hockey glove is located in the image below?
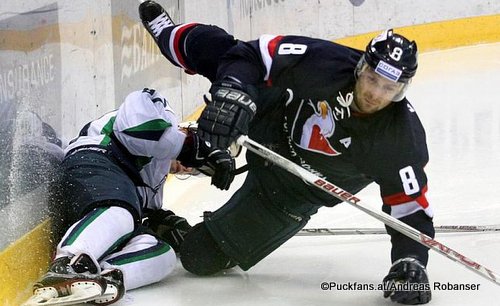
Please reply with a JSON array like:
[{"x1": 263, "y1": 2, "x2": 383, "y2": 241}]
[
  {"x1": 177, "y1": 129, "x2": 235, "y2": 190},
  {"x1": 143, "y1": 209, "x2": 192, "y2": 252},
  {"x1": 197, "y1": 76, "x2": 257, "y2": 149},
  {"x1": 383, "y1": 257, "x2": 432, "y2": 305}
]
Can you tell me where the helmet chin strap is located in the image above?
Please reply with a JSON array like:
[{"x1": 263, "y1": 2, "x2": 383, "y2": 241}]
[{"x1": 391, "y1": 82, "x2": 410, "y2": 102}]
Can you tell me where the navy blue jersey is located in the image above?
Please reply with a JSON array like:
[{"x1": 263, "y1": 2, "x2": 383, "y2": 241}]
[
  {"x1": 158, "y1": 24, "x2": 435, "y2": 264},
  {"x1": 217, "y1": 35, "x2": 431, "y2": 218}
]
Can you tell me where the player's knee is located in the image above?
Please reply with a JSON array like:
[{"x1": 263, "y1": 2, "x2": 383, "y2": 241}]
[{"x1": 179, "y1": 223, "x2": 233, "y2": 276}]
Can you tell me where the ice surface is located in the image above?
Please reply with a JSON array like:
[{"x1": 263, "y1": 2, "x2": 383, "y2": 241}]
[{"x1": 120, "y1": 43, "x2": 500, "y2": 306}]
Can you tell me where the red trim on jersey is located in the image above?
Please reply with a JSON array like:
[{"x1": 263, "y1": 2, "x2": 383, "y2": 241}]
[
  {"x1": 267, "y1": 35, "x2": 284, "y2": 58},
  {"x1": 264, "y1": 36, "x2": 283, "y2": 85},
  {"x1": 173, "y1": 23, "x2": 198, "y2": 73},
  {"x1": 383, "y1": 185, "x2": 429, "y2": 208}
]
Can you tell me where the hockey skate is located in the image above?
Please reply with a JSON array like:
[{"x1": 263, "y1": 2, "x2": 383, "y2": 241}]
[
  {"x1": 22, "y1": 254, "x2": 122, "y2": 306},
  {"x1": 139, "y1": 0, "x2": 175, "y2": 41},
  {"x1": 92, "y1": 268, "x2": 125, "y2": 305}
]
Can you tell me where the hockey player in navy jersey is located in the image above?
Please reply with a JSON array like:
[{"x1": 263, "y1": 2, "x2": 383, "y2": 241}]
[
  {"x1": 23, "y1": 88, "x2": 234, "y2": 306},
  {"x1": 140, "y1": 1, "x2": 435, "y2": 304}
]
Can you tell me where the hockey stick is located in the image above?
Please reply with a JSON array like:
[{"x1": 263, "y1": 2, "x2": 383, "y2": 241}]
[
  {"x1": 297, "y1": 224, "x2": 500, "y2": 236},
  {"x1": 237, "y1": 135, "x2": 500, "y2": 286}
]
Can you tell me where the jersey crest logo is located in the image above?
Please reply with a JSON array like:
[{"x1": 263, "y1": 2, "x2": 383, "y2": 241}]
[{"x1": 295, "y1": 100, "x2": 341, "y2": 156}]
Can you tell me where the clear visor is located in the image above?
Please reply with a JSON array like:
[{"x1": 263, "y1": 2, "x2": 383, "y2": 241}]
[{"x1": 355, "y1": 58, "x2": 411, "y2": 102}]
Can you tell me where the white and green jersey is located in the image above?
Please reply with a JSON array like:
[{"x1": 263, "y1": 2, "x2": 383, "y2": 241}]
[{"x1": 65, "y1": 88, "x2": 185, "y2": 209}]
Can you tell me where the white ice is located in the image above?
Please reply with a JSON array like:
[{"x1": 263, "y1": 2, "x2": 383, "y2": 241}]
[{"x1": 120, "y1": 43, "x2": 500, "y2": 306}]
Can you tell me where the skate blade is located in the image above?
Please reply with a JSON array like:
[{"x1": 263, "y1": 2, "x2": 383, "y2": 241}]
[
  {"x1": 22, "y1": 281, "x2": 103, "y2": 306},
  {"x1": 92, "y1": 284, "x2": 118, "y2": 304}
]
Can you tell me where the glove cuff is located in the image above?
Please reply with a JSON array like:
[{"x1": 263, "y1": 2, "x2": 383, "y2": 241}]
[
  {"x1": 210, "y1": 76, "x2": 257, "y2": 116},
  {"x1": 392, "y1": 256, "x2": 427, "y2": 269},
  {"x1": 177, "y1": 130, "x2": 206, "y2": 168}
]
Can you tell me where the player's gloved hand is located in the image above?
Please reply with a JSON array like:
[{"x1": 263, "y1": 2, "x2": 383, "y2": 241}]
[
  {"x1": 197, "y1": 76, "x2": 257, "y2": 149},
  {"x1": 202, "y1": 148, "x2": 235, "y2": 190},
  {"x1": 383, "y1": 257, "x2": 432, "y2": 305},
  {"x1": 177, "y1": 129, "x2": 235, "y2": 190},
  {"x1": 143, "y1": 209, "x2": 192, "y2": 252}
]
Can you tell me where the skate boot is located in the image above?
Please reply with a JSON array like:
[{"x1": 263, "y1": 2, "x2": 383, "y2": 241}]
[
  {"x1": 139, "y1": 0, "x2": 175, "y2": 41},
  {"x1": 23, "y1": 254, "x2": 106, "y2": 306},
  {"x1": 91, "y1": 268, "x2": 125, "y2": 305}
]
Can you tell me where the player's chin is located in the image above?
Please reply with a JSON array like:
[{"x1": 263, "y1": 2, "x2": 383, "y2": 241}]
[
  {"x1": 358, "y1": 103, "x2": 377, "y2": 114},
  {"x1": 363, "y1": 99, "x2": 385, "y2": 112}
]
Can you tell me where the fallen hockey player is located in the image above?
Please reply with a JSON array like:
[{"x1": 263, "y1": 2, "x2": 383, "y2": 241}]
[{"x1": 22, "y1": 88, "x2": 235, "y2": 305}]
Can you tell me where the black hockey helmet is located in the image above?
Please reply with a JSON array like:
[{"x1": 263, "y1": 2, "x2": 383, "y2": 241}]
[{"x1": 355, "y1": 29, "x2": 418, "y2": 101}]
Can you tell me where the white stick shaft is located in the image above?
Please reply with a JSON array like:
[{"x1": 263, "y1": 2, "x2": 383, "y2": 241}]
[
  {"x1": 297, "y1": 225, "x2": 500, "y2": 236},
  {"x1": 237, "y1": 135, "x2": 500, "y2": 286}
]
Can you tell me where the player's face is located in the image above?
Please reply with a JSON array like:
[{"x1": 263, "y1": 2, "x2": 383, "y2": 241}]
[{"x1": 354, "y1": 66, "x2": 404, "y2": 114}]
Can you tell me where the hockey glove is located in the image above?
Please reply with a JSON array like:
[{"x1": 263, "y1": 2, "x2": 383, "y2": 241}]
[
  {"x1": 143, "y1": 209, "x2": 192, "y2": 252},
  {"x1": 197, "y1": 76, "x2": 257, "y2": 149},
  {"x1": 177, "y1": 129, "x2": 235, "y2": 190},
  {"x1": 383, "y1": 257, "x2": 432, "y2": 305}
]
